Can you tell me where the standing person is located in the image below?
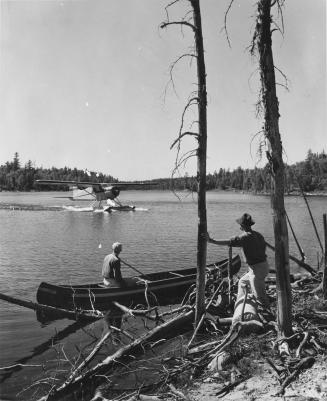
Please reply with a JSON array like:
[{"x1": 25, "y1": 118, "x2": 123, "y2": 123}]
[
  {"x1": 102, "y1": 242, "x2": 124, "y2": 286},
  {"x1": 207, "y1": 213, "x2": 270, "y2": 308}
]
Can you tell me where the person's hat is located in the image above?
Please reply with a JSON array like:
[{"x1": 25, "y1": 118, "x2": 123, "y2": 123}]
[{"x1": 236, "y1": 213, "x2": 255, "y2": 227}]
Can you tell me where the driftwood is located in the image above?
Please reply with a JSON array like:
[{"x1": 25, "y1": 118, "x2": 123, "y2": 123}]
[
  {"x1": 38, "y1": 309, "x2": 195, "y2": 401},
  {"x1": 113, "y1": 301, "x2": 158, "y2": 316},
  {"x1": 0, "y1": 292, "x2": 101, "y2": 321},
  {"x1": 206, "y1": 293, "x2": 267, "y2": 373},
  {"x1": 204, "y1": 323, "x2": 242, "y2": 367},
  {"x1": 64, "y1": 330, "x2": 112, "y2": 386},
  {"x1": 215, "y1": 377, "x2": 247, "y2": 397},
  {"x1": 205, "y1": 318, "x2": 264, "y2": 373},
  {"x1": 276, "y1": 356, "x2": 315, "y2": 396},
  {"x1": 168, "y1": 383, "x2": 191, "y2": 401},
  {"x1": 187, "y1": 279, "x2": 232, "y2": 348},
  {"x1": 158, "y1": 305, "x2": 192, "y2": 319},
  {"x1": 295, "y1": 331, "x2": 309, "y2": 358},
  {"x1": 65, "y1": 320, "x2": 135, "y2": 385},
  {"x1": 122, "y1": 395, "x2": 161, "y2": 401},
  {"x1": 188, "y1": 340, "x2": 219, "y2": 355},
  {"x1": 112, "y1": 301, "x2": 162, "y2": 323},
  {"x1": 91, "y1": 390, "x2": 161, "y2": 401}
]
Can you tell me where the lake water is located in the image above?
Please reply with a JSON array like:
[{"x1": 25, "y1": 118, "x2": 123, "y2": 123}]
[{"x1": 0, "y1": 190, "x2": 326, "y2": 400}]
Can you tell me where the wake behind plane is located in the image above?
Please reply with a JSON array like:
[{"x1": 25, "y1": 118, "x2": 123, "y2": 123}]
[{"x1": 35, "y1": 179, "x2": 156, "y2": 212}]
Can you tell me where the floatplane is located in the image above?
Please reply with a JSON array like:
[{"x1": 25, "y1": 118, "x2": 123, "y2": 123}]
[{"x1": 36, "y1": 179, "x2": 156, "y2": 212}]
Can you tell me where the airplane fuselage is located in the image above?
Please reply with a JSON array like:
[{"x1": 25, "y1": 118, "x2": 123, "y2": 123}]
[{"x1": 96, "y1": 187, "x2": 120, "y2": 200}]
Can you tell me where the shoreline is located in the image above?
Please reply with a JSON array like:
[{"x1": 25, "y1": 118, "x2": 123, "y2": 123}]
[
  {"x1": 208, "y1": 188, "x2": 327, "y2": 197},
  {"x1": 1, "y1": 188, "x2": 327, "y2": 197}
]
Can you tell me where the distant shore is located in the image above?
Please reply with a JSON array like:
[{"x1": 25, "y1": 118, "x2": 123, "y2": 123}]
[
  {"x1": 207, "y1": 188, "x2": 327, "y2": 197},
  {"x1": 1, "y1": 188, "x2": 327, "y2": 197}
]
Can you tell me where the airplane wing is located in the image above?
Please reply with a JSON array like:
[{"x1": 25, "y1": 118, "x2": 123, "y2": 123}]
[
  {"x1": 35, "y1": 180, "x2": 157, "y2": 191},
  {"x1": 36, "y1": 180, "x2": 104, "y2": 191}
]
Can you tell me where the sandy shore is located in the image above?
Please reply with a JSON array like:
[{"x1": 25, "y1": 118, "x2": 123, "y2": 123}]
[{"x1": 189, "y1": 355, "x2": 327, "y2": 401}]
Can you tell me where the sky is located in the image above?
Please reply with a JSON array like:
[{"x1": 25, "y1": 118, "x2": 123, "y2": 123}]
[{"x1": 0, "y1": 0, "x2": 325, "y2": 181}]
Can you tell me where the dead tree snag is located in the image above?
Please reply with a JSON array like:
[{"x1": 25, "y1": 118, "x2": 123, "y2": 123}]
[
  {"x1": 161, "y1": 0, "x2": 208, "y2": 325},
  {"x1": 251, "y1": 0, "x2": 292, "y2": 336}
]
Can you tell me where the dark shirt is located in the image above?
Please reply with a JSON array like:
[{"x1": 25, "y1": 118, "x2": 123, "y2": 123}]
[
  {"x1": 102, "y1": 253, "x2": 122, "y2": 281},
  {"x1": 230, "y1": 229, "x2": 267, "y2": 265}
]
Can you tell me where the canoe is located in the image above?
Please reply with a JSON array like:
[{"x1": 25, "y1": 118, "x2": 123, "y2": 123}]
[{"x1": 36, "y1": 255, "x2": 241, "y2": 311}]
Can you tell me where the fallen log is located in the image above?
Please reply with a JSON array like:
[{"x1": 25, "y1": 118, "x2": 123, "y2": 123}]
[
  {"x1": 0, "y1": 292, "x2": 101, "y2": 321},
  {"x1": 38, "y1": 309, "x2": 195, "y2": 401},
  {"x1": 64, "y1": 331, "x2": 112, "y2": 385}
]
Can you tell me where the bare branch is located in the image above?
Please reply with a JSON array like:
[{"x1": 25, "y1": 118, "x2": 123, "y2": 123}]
[
  {"x1": 164, "y1": 0, "x2": 182, "y2": 22},
  {"x1": 273, "y1": 0, "x2": 285, "y2": 35},
  {"x1": 170, "y1": 53, "x2": 197, "y2": 72},
  {"x1": 179, "y1": 149, "x2": 197, "y2": 169},
  {"x1": 221, "y1": 0, "x2": 235, "y2": 48},
  {"x1": 171, "y1": 97, "x2": 199, "y2": 163},
  {"x1": 271, "y1": 20, "x2": 284, "y2": 37},
  {"x1": 276, "y1": 82, "x2": 289, "y2": 91},
  {"x1": 161, "y1": 21, "x2": 196, "y2": 32},
  {"x1": 170, "y1": 131, "x2": 199, "y2": 149},
  {"x1": 183, "y1": 10, "x2": 193, "y2": 23},
  {"x1": 250, "y1": 129, "x2": 266, "y2": 163},
  {"x1": 171, "y1": 149, "x2": 197, "y2": 179},
  {"x1": 274, "y1": 65, "x2": 289, "y2": 90},
  {"x1": 162, "y1": 53, "x2": 197, "y2": 100}
]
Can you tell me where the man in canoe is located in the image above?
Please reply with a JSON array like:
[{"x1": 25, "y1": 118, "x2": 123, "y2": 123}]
[
  {"x1": 102, "y1": 242, "x2": 124, "y2": 286},
  {"x1": 207, "y1": 213, "x2": 270, "y2": 308}
]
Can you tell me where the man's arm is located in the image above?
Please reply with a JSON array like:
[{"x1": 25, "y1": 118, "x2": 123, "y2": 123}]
[{"x1": 206, "y1": 232, "x2": 230, "y2": 246}]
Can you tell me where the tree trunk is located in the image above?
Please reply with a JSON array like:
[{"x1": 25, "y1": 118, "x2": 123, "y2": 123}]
[
  {"x1": 323, "y1": 214, "x2": 327, "y2": 299},
  {"x1": 190, "y1": 0, "x2": 208, "y2": 325},
  {"x1": 256, "y1": 0, "x2": 292, "y2": 336}
]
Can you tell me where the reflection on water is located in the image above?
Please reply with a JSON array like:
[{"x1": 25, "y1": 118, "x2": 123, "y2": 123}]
[{"x1": 0, "y1": 190, "x2": 326, "y2": 399}]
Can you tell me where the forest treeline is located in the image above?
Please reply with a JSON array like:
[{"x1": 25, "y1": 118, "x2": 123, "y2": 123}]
[{"x1": 1, "y1": 150, "x2": 326, "y2": 193}]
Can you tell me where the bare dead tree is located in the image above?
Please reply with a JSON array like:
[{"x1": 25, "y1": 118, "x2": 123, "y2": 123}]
[
  {"x1": 161, "y1": 0, "x2": 208, "y2": 325},
  {"x1": 251, "y1": 0, "x2": 292, "y2": 336},
  {"x1": 323, "y1": 214, "x2": 327, "y2": 299}
]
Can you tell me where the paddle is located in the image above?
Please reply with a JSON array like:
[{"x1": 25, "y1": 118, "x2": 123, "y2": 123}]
[{"x1": 120, "y1": 258, "x2": 151, "y2": 280}]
